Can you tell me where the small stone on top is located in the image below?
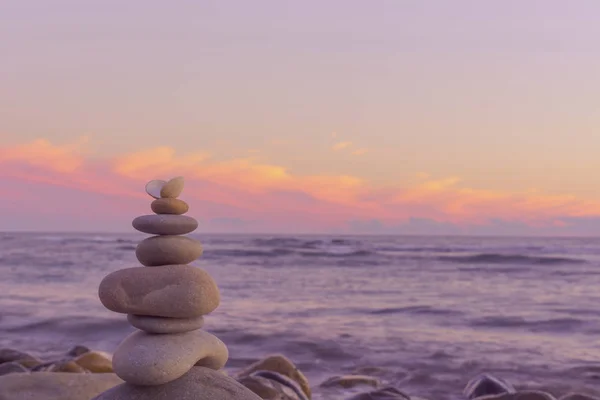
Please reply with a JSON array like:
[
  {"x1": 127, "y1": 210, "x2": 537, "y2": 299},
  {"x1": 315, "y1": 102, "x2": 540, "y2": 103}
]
[{"x1": 160, "y1": 176, "x2": 185, "y2": 199}]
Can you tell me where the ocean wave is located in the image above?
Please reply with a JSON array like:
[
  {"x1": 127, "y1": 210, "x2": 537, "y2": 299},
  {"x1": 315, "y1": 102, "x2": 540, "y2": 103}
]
[
  {"x1": 252, "y1": 237, "x2": 362, "y2": 250},
  {"x1": 204, "y1": 248, "x2": 295, "y2": 258},
  {"x1": 369, "y1": 305, "x2": 462, "y2": 316},
  {"x1": 437, "y1": 253, "x2": 586, "y2": 265},
  {"x1": 2, "y1": 315, "x2": 132, "y2": 335},
  {"x1": 300, "y1": 250, "x2": 374, "y2": 258},
  {"x1": 468, "y1": 316, "x2": 586, "y2": 333}
]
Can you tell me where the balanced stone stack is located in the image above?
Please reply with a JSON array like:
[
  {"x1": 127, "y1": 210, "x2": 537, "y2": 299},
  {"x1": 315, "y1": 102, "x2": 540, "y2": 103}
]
[{"x1": 93, "y1": 177, "x2": 261, "y2": 400}]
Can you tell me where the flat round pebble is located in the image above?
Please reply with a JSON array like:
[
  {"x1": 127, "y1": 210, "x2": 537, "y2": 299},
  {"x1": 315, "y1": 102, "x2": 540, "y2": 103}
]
[
  {"x1": 136, "y1": 235, "x2": 203, "y2": 267},
  {"x1": 151, "y1": 198, "x2": 189, "y2": 215},
  {"x1": 98, "y1": 265, "x2": 220, "y2": 318},
  {"x1": 160, "y1": 176, "x2": 185, "y2": 198},
  {"x1": 132, "y1": 215, "x2": 198, "y2": 235}
]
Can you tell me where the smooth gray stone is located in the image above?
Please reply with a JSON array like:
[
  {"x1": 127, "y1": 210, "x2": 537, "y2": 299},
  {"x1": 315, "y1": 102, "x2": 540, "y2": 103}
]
[
  {"x1": 112, "y1": 330, "x2": 228, "y2": 386},
  {"x1": 464, "y1": 374, "x2": 515, "y2": 399},
  {"x1": 132, "y1": 215, "x2": 198, "y2": 235},
  {"x1": 135, "y1": 235, "x2": 203, "y2": 266},
  {"x1": 98, "y1": 264, "x2": 220, "y2": 318}
]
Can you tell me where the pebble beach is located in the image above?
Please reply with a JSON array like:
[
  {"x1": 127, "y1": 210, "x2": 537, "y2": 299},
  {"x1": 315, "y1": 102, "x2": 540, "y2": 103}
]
[{"x1": 2, "y1": 231, "x2": 600, "y2": 399}]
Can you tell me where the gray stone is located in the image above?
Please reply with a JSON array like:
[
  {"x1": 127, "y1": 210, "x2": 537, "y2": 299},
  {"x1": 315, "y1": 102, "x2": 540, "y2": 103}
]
[
  {"x1": 160, "y1": 176, "x2": 185, "y2": 198},
  {"x1": 0, "y1": 372, "x2": 123, "y2": 400},
  {"x1": 478, "y1": 391, "x2": 557, "y2": 400},
  {"x1": 320, "y1": 374, "x2": 380, "y2": 389},
  {"x1": 0, "y1": 362, "x2": 28, "y2": 376},
  {"x1": 112, "y1": 330, "x2": 228, "y2": 386},
  {"x1": 151, "y1": 198, "x2": 189, "y2": 215},
  {"x1": 92, "y1": 366, "x2": 261, "y2": 400},
  {"x1": 132, "y1": 215, "x2": 198, "y2": 235},
  {"x1": 241, "y1": 370, "x2": 308, "y2": 400},
  {"x1": 559, "y1": 395, "x2": 600, "y2": 400},
  {"x1": 236, "y1": 354, "x2": 311, "y2": 400},
  {"x1": 98, "y1": 264, "x2": 220, "y2": 318},
  {"x1": 135, "y1": 235, "x2": 203, "y2": 266},
  {"x1": 0, "y1": 348, "x2": 39, "y2": 365},
  {"x1": 127, "y1": 314, "x2": 204, "y2": 334},
  {"x1": 346, "y1": 387, "x2": 411, "y2": 400},
  {"x1": 65, "y1": 345, "x2": 91, "y2": 358},
  {"x1": 465, "y1": 374, "x2": 515, "y2": 399}
]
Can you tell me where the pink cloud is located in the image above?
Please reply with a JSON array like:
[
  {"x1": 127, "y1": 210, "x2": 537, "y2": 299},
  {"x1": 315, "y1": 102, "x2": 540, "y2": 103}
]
[{"x1": 2, "y1": 138, "x2": 600, "y2": 234}]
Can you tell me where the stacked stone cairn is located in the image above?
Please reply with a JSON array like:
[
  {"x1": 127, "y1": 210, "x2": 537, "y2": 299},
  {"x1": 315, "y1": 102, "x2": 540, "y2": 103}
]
[{"x1": 93, "y1": 177, "x2": 261, "y2": 399}]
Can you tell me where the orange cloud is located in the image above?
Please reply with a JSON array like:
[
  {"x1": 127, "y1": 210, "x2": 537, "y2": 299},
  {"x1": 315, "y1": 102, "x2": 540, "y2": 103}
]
[
  {"x1": 2, "y1": 137, "x2": 600, "y2": 233},
  {"x1": 0, "y1": 138, "x2": 85, "y2": 173},
  {"x1": 332, "y1": 141, "x2": 352, "y2": 151}
]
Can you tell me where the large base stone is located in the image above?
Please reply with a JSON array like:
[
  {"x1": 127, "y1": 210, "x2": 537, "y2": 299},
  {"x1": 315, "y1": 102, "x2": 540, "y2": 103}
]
[
  {"x1": 92, "y1": 366, "x2": 262, "y2": 400},
  {"x1": 0, "y1": 372, "x2": 123, "y2": 400}
]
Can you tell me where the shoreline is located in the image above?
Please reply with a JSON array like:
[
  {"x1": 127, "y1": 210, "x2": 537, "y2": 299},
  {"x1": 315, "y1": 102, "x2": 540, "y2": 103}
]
[{"x1": 1, "y1": 345, "x2": 600, "y2": 400}]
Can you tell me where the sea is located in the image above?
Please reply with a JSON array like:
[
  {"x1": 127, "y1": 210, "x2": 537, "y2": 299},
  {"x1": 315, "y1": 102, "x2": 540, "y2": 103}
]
[{"x1": 1, "y1": 232, "x2": 600, "y2": 399}]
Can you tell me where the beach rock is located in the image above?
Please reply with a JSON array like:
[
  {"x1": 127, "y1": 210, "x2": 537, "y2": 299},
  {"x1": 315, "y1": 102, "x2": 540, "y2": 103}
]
[
  {"x1": 92, "y1": 366, "x2": 261, "y2": 400},
  {"x1": 13, "y1": 358, "x2": 41, "y2": 368},
  {"x1": 135, "y1": 235, "x2": 203, "y2": 266},
  {"x1": 74, "y1": 351, "x2": 113, "y2": 373},
  {"x1": 48, "y1": 360, "x2": 88, "y2": 373},
  {"x1": 98, "y1": 264, "x2": 220, "y2": 318},
  {"x1": 0, "y1": 348, "x2": 40, "y2": 365},
  {"x1": 559, "y1": 395, "x2": 600, "y2": 400},
  {"x1": 132, "y1": 215, "x2": 198, "y2": 235},
  {"x1": 66, "y1": 345, "x2": 91, "y2": 358},
  {"x1": 239, "y1": 371, "x2": 307, "y2": 400},
  {"x1": 478, "y1": 391, "x2": 557, "y2": 400},
  {"x1": 465, "y1": 374, "x2": 516, "y2": 399},
  {"x1": 112, "y1": 329, "x2": 228, "y2": 386},
  {"x1": 0, "y1": 371, "x2": 123, "y2": 400},
  {"x1": 30, "y1": 360, "x2": 86, "y2": 373},
  {"x1": 0, "y1": 362, "x2": 28, "y2": 376},
  {"x1": 127, "y1": 314, "x2": 204, "y2": 334},
  {"x1": 160, "y1": 176, "x2": 185, "y2": 198},
  {"x1": 320, "y1": 374, "x2": 380, "y2": 389},
  {"x1": 151, "y1": 198, "x2": 189, "y2": 215},
  {"x1": 145, "y1": 180, "x2": 166, "y2": 199},
  {"x1": 236, "y1": 354, "x2": 311, "y2": 400},
  {"x1": 346, "y1": 386, "x2": 411, "y2": 400}
]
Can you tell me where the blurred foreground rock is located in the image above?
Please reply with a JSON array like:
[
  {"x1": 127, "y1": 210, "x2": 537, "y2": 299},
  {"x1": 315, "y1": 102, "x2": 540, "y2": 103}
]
[
  {"x1": 0, "y1": 346, "x2": 598, "y2": 400},
  {"x1": 0, "y1": 372, "x2": 123, "y2": 400}
]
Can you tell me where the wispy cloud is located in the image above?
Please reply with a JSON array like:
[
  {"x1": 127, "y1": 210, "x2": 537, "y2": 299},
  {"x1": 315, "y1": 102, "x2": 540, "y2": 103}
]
[
  {"x1": 332, "y1": 141, "x2": 353, "y2": 151},
  {"x1": 2, "y1": 137, "x2": 600, "y2": 234},
  {"x1": 352, "y1": 148, "x2": 368, "y2": 156}
]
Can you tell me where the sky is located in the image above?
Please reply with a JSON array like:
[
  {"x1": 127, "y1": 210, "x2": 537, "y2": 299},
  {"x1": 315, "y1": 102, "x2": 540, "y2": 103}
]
[{"x1": 1, "y1": 1, "x2": 600, "y2": 235}]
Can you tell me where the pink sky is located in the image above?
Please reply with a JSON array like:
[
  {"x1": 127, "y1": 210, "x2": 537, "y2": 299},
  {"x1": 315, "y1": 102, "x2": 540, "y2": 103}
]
[
  {"x1": 2, "y1": 138, "x2": 600, "y2": 235},
  {"x1": 2, "y1": 2, "x2": 600, "y2": 235}
]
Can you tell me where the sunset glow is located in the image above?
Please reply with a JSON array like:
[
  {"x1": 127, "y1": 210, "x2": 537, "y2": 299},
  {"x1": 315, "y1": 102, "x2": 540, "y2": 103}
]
[{"x1": 2, "y1": 2, "x2": 600, "y2": 235}]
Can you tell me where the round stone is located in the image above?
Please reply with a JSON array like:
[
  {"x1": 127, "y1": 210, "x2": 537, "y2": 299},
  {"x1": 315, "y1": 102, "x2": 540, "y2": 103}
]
[
  {"x1": 98, "y1": 265, "x2": 220, "y2": 318},
  {"x1": 135, "y1": 235, "x2": 203, "y2": 267},
  {"x1": 127, "y1": 314, "x2": 204, "y2": 334},
  {"x1": 151, "y1": 198, "x2": 189, "y2": 215},
  {"x1": 112, "y1": 330, "x2": 228, "y2": 386},
  {"x1": 92, "y1": 366, "x2": 261, "y2": 400},
  {"x1": 132, "y1": 215, "x2": 198, "y2": 235},
  {"x1": 160, "y1": 176, "x2": 185, "y2": 198},
  {"x1": 74, "y1": 351, "x2": 114, "y2": 373}
]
